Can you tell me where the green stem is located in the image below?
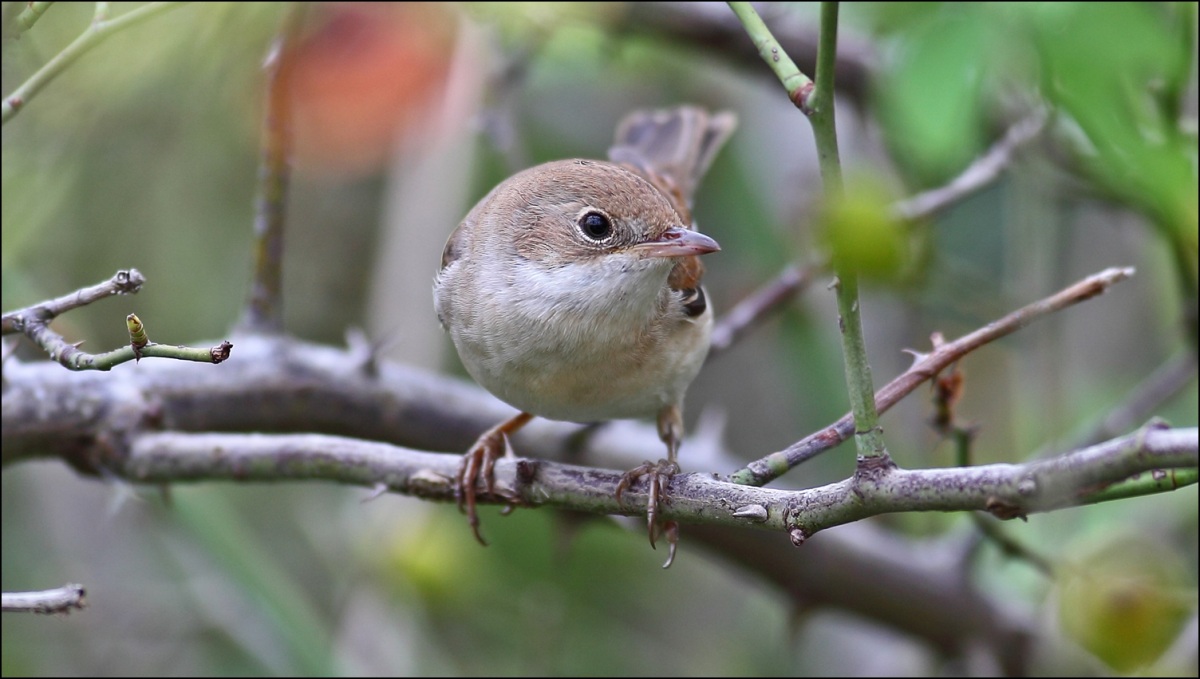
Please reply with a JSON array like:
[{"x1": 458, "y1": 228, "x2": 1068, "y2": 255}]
[
  {"x1": 1077, "y1": 467, "x2": 1197, "y2": 505},
  {"x1": 834, "y1": 271, "x2": 887, "y2": 457},
  {"x1": 809, "y1": 1, "x2": 844, "y2": 194},
  {"x1": 727, "y1": 2, "x2": 813, "y2": 108},
  {"x1": 2, "y1": 2, "x2": 186, "y2": 125},
  {"x1": 812, "y1": 2, "x2": 886, "y2": 459},
  {"x1": 14, "y1": 1, "x2": 55, "y2": 35},
  {"x1": 729, "y1": 2, "x2": 885, "y2": 460}
]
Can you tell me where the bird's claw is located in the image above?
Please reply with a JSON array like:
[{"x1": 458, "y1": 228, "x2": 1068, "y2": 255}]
[
  {"x1": 455, "y1": 428, "x2": 511, "y2": 546},
  {"x1": 616, "y1": 459, "x2": 681, "y2": 566},
  {"x1": 454, "y1": 412, "x2": 535, "y2": 547}
]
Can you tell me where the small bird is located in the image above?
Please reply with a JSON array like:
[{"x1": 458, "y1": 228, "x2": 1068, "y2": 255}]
[{"x1": 434, "y1": 105, "x2": 736, "y2": 566}]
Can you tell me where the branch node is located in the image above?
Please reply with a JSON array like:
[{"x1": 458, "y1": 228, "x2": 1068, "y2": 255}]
[
  {"x1": 854, "y1": 451, "x2": 897, "y2": 479},
  {"x1": 793, "y1": 81, "x2": 815, "y2": 114}
]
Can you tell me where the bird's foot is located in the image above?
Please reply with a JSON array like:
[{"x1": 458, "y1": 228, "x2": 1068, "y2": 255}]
[
  {"x1": 616, "y1": 459, "x2": 681, "y2": 568},
  {"x1": 456, "y1": 413, "x2": 533, "y2": 545}
]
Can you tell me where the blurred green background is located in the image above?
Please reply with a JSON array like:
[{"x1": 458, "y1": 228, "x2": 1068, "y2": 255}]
[{"x1": 2, "y1": 2, "x2": 1197, "y2": 675}]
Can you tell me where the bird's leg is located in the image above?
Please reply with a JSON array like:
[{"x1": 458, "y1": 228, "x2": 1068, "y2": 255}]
[
  {"x1": 615, "y1": 404, "x2": 683, "y2": 568},
  {"x1": 456, "y1": 411, "x2": 534, "y2": 546}
]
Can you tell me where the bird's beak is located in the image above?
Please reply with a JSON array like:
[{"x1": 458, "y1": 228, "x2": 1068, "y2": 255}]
[{"x1": 632, "y1": 227, "x2": 721, "y2": 258}]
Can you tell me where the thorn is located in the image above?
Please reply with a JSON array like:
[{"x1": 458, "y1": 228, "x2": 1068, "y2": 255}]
[{"x1": 361, "y1": 483, "x2": 389, "y2": 503}]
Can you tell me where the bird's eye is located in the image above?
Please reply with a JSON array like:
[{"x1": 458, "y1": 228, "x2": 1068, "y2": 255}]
[{"x1": 577, "y1": 210, "x2": 613, "y2": 241}]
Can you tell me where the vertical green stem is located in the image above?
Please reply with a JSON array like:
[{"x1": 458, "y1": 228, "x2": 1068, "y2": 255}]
[
  {"x1": 729, "y1": 1, "x2": 888, "y2": 460},
  {"x1": 810, "y1": 2, "x2": 886, "y2": 459},
  {"x1": 808, "y1": 2, "x2": 844, "y2": 196},
  {"x1": 833, "y1": 271, "x2": 886, "y2": 458}
]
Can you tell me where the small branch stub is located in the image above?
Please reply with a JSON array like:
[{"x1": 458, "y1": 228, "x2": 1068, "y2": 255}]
[
  {"x1": 210, "y1": 341, "x2": 234, "y2": 364},
  {"x1": 113, "y1": 268, "x2": 146, "y2": 295},
  {"x1": 789, "y1": 527, "x2": 807, "y2": 547}
]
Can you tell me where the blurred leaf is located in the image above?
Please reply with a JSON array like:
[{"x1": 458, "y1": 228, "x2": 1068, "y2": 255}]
[
  {"x1": 1026, "y1": 2, "x2": 1198, "y2": 241},
  {"x1": 171, "y1": 489, "x2": 335, "y2": 675},
  {"x1": 875, "y1": 5, "x2": 989, "y2": 183}
]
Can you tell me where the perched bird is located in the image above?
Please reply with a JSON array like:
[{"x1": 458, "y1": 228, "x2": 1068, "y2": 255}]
[{"x1": 434, "y1": 106, "x2": 736, "y2": 566}]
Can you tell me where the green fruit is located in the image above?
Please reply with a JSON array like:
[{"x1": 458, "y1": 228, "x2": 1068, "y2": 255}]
[{"x1": 1058, "y1": 536, "x2": 1193, "y2": 672}]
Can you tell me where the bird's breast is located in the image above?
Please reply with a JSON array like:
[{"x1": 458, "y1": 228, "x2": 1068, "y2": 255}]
[{"x1": 447, "y1": 259, "x2": 711, "y2": 422}]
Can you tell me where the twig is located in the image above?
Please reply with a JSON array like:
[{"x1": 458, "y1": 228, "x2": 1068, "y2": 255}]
[
  {"x1": 733, "y1": 2, "x2": 889, "y2": 461},
  {"x1": 618, "y1": 2, "x2": 875, "y2": 109},
  {"x1": 970, "y1": 515, "x2": 1055, "y2": 577},
  {"x1": 2, "y1": 583, "x2": 86, "y2": 614},
  {"x1": 731, "y1": 266, "x2": 1137, "y2": 486},
  {"x1": 13, "y1": 1, "x2": 56, "y2": 36},
  {"x1": 893, "y1": 110, "x2": 1049, "y2": 222},
  {"x1": 1, "y1": 269, "x2": 232, "y2": 371},
  {"x1": 1075, "y1": 466, "x2": 1197, "y2": 505},
  {"x1": 2, "y1": 2, "x2": 186, "y2": 125},
  {"x1": 727, "y1": 2, "x2": 813, "y2": 110},
  {"x1": 808, "y1": 2, "x2": 892, "y2": 464},
  {"x1": 22, "y1": 317, "x2": 231, "y2": 371},
  {"x1": 2, "y1": 269, "x2": 144, "y2": 335},
  {"x1": 932, "y1": 360, "x2": 1057, "y2": 577},
  {"x1": 237, "y1": 3, "x2": 307, "y2": 335},
  {"x1": 708, "y1": 111, "x2": 1048, "y2": 360}
]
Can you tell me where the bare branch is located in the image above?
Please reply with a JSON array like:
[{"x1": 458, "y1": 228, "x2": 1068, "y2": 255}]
[
  {"x1": 2, "y1": 333, "x2": 578, "y2": 468},
  {"x1": 893, "y1": 110, "x2": 1049, "y2": 222},
  {"x1": 237, "y1": 4, "x2": 308, "y2": 335},
  {"x1": 732, "y1": 266, "x2": 1136, "y2": 486},
  {"x1": 1079, "y1": 350, "x2": 1198, "y2": 447},
  {"x1": 94, "y1": 425, "x2": 1200, "y2": 538},
  {"x1": 2, "y1": 268, "x2": 144, "y2": 335},
  {"x1": 1, "y1": 269, "x2": 231, "y2": 371},
  {"x1": 1, "y1": 318, "x2": 1184, "y2": 669},
  {"x1": 707, "y1": 112, "x2": 1048, "y2": 360}
]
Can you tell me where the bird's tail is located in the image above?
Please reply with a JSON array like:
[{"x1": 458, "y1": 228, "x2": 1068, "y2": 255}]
[{"x1": 608, "y1": 105, "x2": 738, "y2": 221}]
